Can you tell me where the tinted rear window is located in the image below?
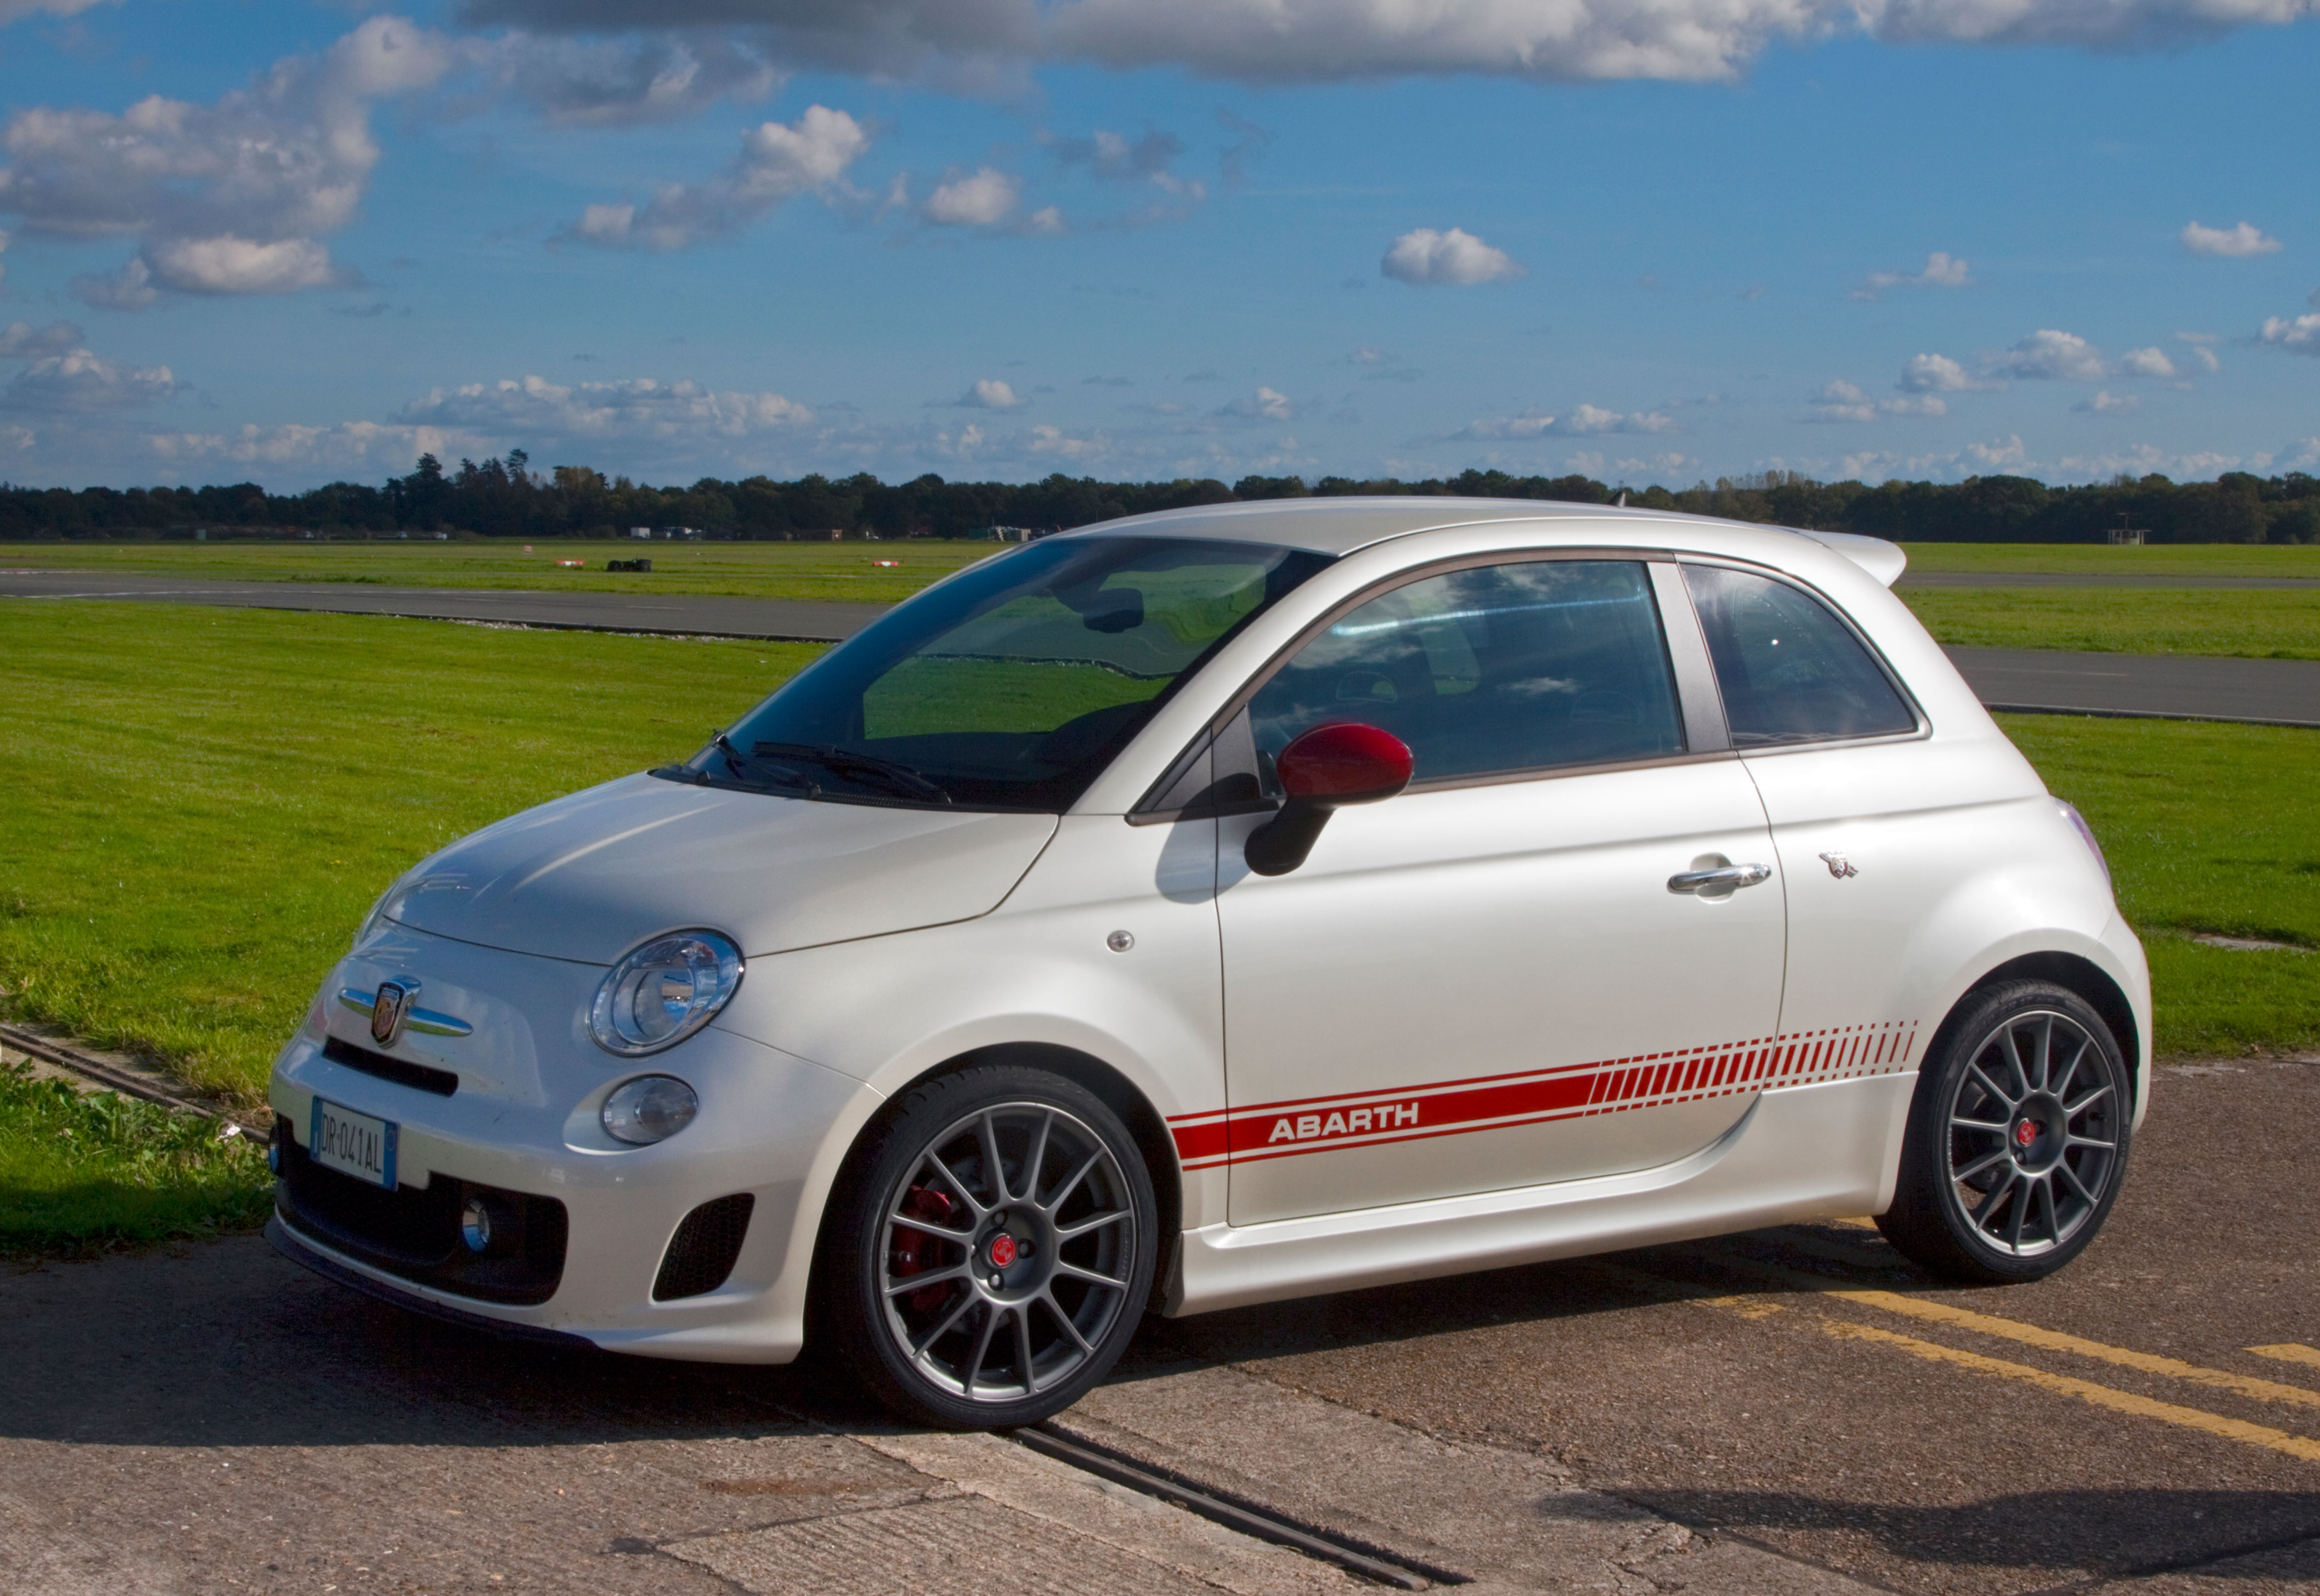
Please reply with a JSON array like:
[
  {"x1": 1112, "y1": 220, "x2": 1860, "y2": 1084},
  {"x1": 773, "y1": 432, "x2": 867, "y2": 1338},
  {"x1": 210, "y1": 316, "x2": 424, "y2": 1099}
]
[{"x1": 1684, "y1": 565, "x2": 1916, "y2": 746}]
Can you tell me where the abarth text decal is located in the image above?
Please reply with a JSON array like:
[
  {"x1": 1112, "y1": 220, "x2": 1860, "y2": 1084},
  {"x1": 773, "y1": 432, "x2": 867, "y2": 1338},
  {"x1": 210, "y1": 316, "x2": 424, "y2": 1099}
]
[{"x1": 1167, "y1": 1020, "x2": 1918, "y2": 1171}]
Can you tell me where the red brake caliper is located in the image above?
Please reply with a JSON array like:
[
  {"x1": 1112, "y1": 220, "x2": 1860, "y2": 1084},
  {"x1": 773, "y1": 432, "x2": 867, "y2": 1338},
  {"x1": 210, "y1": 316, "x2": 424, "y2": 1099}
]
[{"x1": 890, "y1": 1184, "x2": 958, "y2": 1314}]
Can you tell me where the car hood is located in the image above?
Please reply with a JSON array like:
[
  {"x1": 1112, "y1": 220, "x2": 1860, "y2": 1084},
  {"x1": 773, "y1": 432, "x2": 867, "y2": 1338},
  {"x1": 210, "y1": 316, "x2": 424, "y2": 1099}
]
[{"x1": 379, "y1": 773, "x2": 1059, "y2": 965}]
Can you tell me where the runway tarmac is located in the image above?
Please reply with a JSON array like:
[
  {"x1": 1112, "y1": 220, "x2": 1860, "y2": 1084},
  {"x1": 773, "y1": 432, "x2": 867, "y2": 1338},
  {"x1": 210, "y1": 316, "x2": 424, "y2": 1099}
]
[{"x1": 7, "y1": 569, "x2": 2318, "y2": 727}]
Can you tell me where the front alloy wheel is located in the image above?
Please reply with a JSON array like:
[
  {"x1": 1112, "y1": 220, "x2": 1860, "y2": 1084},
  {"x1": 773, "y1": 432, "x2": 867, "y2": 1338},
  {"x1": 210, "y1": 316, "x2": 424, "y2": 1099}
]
[
  {"x1": 1879, "y1": 980, "x2": 2131, "y2": 1284},
  {"x1": 820, "y1": 1065, "x2": 1156, "y2": 1428}
]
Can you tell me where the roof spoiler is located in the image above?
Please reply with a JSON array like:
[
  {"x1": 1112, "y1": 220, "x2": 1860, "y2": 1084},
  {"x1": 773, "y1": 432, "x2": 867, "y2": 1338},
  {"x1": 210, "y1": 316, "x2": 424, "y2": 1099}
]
[{"x1": 1796, "y1": 529, "x2": 1907, "y2": 588}]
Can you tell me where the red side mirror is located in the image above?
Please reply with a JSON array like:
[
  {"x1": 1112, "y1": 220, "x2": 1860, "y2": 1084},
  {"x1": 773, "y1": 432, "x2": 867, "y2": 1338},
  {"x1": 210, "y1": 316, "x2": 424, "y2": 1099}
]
[
  {"x1": 1275, "y1": 722, "x2": 1415, "y2": 807},
  {"x1": 1245, "y1": 723, "x2": 1414, "y2": 877}
]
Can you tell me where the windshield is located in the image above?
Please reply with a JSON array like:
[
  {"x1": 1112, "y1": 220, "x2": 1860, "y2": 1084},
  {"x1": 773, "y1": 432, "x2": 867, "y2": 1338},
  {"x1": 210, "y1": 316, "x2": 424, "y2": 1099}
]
[{"x1": 670, "y1": 536, "x2": 1333, "y2": 811}]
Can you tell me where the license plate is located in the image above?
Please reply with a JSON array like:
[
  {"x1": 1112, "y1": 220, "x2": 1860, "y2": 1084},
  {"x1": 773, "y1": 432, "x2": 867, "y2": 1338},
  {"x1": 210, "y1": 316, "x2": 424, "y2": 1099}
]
[{"x1": 309, "y1": 1097, "x2": 398, "y2": 1190}]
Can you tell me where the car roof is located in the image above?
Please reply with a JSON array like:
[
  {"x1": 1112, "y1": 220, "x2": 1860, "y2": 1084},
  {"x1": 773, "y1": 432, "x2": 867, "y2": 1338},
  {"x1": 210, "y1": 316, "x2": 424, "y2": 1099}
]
[{"x1": 1064, "y1": 495, "x2": 1907, "y2": 587}]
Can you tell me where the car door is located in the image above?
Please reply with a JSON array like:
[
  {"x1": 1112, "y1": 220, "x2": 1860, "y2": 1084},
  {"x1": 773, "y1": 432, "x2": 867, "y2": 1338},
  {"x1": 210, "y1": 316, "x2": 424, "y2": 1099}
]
[
  {"x1": 1209, "y1": 555, "x2": 1788, "y2": 1227},
  {"x1": 1681, "y1": 562, "x2": 1945, "y2": 1068}
]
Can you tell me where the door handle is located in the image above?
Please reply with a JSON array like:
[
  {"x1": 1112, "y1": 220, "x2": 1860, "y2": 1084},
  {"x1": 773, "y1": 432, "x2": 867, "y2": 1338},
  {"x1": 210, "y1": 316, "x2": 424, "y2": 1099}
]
[{"x1": 1667, "y1": 863, "x2": 1772, "y2": 895}]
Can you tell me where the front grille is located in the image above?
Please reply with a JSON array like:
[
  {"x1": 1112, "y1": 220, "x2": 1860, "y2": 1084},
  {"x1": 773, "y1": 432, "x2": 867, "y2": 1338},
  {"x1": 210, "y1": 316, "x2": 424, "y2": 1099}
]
[
  {"x1": 323, "y1": 1036, "x2": 458, "y2": 1097},
  {"x1": 276, "y1": 1131, "x2": 565, "y2": 1306},
  {"x1": 653, "y1": 1194, "x2": 754, "y2": 1301}
]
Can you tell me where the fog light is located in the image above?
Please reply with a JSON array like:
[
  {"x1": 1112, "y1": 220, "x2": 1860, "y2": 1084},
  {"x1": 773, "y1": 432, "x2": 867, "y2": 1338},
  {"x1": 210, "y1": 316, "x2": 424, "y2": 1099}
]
[
  {"x1": 601, "y1": 1075, "x2": 699, "y2": 1146},
  {"x1": 459, "y1": 1197, "x2": 495, "y2": 1253}
]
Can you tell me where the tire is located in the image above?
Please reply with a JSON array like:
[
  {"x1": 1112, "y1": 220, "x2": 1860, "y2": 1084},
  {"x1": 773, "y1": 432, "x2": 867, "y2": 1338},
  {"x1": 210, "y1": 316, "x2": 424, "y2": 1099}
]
[
  {"x1": 815, "y1": 1064, "x2": 1159, "y2": 1430},
  {"x1": 1878, "y1": 980, "x2": 2132, "y2": 1285}
]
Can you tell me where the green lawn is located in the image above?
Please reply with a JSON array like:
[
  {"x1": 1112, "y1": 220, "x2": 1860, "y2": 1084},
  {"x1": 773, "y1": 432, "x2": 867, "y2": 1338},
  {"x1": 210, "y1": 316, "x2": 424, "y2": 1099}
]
[
  {"x1": 0, "y1": 537, "x2": 994, "y2": 604},
  {"x1": 2001, "y1": 713, "x2": 2320, "y2": 1058},
  {"x1": 0, "y1": 602, "x2": 819, "y2": 1104},
  {"x1": 1899, "y1": 543, "x2": 2320, "y2": 578},
  {"x1": 1901, "y1": 588, "x2": 2320, "y2": 661},
  {"x1": 0, "y1": 1063, "x2": 272, "y2": 1253},
  {"x1": 0, "y1": 603, "x2": 2308, "y2": 1125}
]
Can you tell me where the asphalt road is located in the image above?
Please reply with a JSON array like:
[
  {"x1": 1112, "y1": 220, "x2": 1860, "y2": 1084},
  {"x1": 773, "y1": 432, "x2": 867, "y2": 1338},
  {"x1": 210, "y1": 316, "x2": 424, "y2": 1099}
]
[
  {"x1": 7, "y1": 1056, "x2": 2318, "y2": 1593},
  {"x1": 7, "y1": 569, "x2": 2319, "y2": 726}
]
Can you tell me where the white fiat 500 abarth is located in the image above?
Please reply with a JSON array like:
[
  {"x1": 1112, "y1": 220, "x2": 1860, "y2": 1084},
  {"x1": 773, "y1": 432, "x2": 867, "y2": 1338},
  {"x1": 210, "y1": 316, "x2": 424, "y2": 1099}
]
[{"x1": 268, "y1": 498, "x2": 2148, "y2": 1429}]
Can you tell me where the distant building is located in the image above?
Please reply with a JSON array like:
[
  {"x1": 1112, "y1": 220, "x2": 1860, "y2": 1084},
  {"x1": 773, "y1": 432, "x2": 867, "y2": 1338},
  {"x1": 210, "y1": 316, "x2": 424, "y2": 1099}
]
[{"x1": 630, "y1": 526, "x2": 653, "y2": 539}]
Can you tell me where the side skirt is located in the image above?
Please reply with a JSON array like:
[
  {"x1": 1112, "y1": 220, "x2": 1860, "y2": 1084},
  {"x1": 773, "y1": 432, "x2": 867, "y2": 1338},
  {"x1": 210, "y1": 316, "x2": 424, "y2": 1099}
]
[{"x1": 1169, "y1": 1073, "x2": 1915, "y2": 1317}]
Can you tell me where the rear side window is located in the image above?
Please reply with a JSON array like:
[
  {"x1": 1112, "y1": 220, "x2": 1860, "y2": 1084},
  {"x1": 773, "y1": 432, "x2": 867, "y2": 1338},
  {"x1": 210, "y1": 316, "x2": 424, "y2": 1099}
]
[
  {"x1": 1683, "y1": 565, "x2": 1916, "y2": 746},
  {"x1": 1249, "y1": 559, "x2": 1686, "y2": 784}
]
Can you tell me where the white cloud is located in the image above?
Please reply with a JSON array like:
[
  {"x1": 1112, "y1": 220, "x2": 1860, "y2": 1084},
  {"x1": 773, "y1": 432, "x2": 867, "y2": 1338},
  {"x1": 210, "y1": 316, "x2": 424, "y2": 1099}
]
[
  {"x1": 1220, "y1": 385, "x2": 1296, "y2": 421},
  {"x1": 1349, "y1": 346, "x2": 1386, "y2": 365},
  {"x1": 451, "y1": 0, "x2": 2320, "y2": 91},
  {"x1": 1898, "y1": 352, "x2": 1980, "y2": 392},
  {"x1": 950, "y1": 379, "x2": 1024, "y2": 409},
  {"x1": 1855, "y1": 250, "x2": 1971, "y2": 298},
  {"x1": 147, "y1": 419, "x2": 475, "y2": 472},
  {"x1": 1382, "y1": 227, "x2": 1522, "y2": 286},
  {"x1": 2257, "y1": 313, "x2": 2320, "y2": 356},
  {"x1": 2054, "y1": 442, "x2": 2257, "y2": 480},
  {"x1": 2119, "y1": 346, "x2": 2177, "y2": 380},
  {"x1": 1452, "y1": 403, "x2": 1671, "y2": 439},
  {"x1": 70, "y1": 257, "x2": 158, "y2": 310},
  {"x1": 1805, "y1": 380, "x2": 1878, "y2": 423},
  {"x1": 398, "y1": 374, "x2": 813, "y2": 440},
  {"x1": 0, "y1": 0, "x2": 119, "y2": 20},
  {"x1": 0, "y1": 319, "x2": 83, "y2": 360},
  {"x1": 0, "y1": 17, "x2": 457, "y2": 301},
  {"x1": 2180, "y1": 220, "x2": 2282, "y2": 257},
  {"x1": 1047, "y1": 127, "x2": 1205, "y2": 203},
  {"x1": 925, "y1": 167, "x2": 1022, "y2": 228},
  {"x1": 1454, "y1": 410, "x2": 1560, "y2": 439},
  {"x1": 1, "y1": 346, "x2": 178, "y2": 413},
  {"x1": 1989, "y1": 328, "x2": 2107, "y2": 382},
  {"x1": 1028, "y1": 423, "x2": 1106, "y2": 458},
  {"x1": 567, "y1": 105, "x2": 870, "y2": 249},
  {"x1": 1968, "y1": 435, "x2": 2028, "y2": 469},
  {"x1": 2183, "y1": 342, "x2": 2223, "y2": 373},
  {"x1": 1808, "y1": 379, "x2": 1949, "y2": 421},
  {"x1": 148, "y1": 235, "x2": 343, "y2": 295},
  {"x1": 2073, "y1": 390, "x2": 2139, "y2": 413},
  {"x1": 485, "y1": 32, "x2": 781, "y2": 127}
]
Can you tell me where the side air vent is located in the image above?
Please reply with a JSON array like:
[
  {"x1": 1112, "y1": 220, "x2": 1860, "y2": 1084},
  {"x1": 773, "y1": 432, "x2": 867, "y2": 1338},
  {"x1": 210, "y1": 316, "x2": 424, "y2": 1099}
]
[{"x1": 653, "y1": 1194, "x2": 755, "y2": 1301}]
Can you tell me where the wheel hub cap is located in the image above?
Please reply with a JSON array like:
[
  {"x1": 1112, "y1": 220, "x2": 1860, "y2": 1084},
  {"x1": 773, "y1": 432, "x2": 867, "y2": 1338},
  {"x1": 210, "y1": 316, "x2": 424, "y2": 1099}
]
[{"x1": 987, "y1": 1233, "x2": 1018, "y2": 1269}]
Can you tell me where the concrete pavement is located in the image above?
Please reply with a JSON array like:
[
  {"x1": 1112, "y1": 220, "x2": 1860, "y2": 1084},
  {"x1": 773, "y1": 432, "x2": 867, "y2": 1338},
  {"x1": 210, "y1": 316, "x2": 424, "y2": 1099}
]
[{"x1": 8, "y1": 1054, "x2": 2320, "y2": 1592}]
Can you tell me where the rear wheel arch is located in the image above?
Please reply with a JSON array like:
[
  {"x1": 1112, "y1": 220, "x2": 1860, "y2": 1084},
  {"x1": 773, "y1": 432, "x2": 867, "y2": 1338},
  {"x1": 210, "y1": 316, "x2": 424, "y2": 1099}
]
[{"x1": 1943, "y1": 951, "x2": 2141, "y2": 1105}]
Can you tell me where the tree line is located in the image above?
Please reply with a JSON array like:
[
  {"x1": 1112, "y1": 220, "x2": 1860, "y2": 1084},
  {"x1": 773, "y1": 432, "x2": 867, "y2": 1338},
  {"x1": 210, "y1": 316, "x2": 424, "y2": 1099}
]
[{"x1": 4, "y1": 453, "x2": 2316, "y2": 543}]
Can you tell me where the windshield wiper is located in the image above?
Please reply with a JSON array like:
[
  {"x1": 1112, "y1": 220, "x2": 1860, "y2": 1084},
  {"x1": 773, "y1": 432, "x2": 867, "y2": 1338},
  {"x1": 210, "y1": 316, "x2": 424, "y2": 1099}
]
[
  {"x1": 751, "y1": 741, "x2": 952, "y2": 804},
  {"x1": 704, "y1": 733, "x2": 820, "y2": 796}
]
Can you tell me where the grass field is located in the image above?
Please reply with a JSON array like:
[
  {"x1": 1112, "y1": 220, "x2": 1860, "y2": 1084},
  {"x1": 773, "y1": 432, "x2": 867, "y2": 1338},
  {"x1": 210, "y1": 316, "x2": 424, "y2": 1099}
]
[
  {"x1": 0, "y1": 537, "x2": 996, "y2": 604},
  {"x1": 0, "y1": 603, "x2": 817, "y2": 1104},
  {"x1": 1901, "y1": 588, "x2": 2320, "y2": 660},
  {"x1": 0, "y1": 600, "x2": 2311, "y2": 1109},
  {"x1": 0, "y1": 1064, "x2": 271, "y2": 1253},
  {"x1": 1897, "y1": 543, "x2": 2320, "y2": 578}
]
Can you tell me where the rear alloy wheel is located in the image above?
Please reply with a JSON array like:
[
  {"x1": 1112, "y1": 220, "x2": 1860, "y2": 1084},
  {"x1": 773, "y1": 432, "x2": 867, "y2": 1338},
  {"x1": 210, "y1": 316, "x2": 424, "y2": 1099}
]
[
  {"x1": 1879, "y1": 980, "x2": 2132, "y2": 1284},
  {"x1": 820, "y1": 1065, "x2": 1156, "y2": 1429}
]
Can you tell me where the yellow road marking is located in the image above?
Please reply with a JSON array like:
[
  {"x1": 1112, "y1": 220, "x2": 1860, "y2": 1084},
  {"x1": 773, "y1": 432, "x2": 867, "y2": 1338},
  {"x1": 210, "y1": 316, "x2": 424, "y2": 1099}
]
[
  {"x1": 1822, "y1": 1319, "x2": 2320, "y2": 1463},
  {"x1": 2250, "y1": 1344, "x2": 2320, "y2": 1370},
  {"x1": 1582, "y1": 1261, "x2": 1787, "y2": 1319},
  {"x1": 1708, "y1": 1251, "x2": 2320, "y2": 1413}
]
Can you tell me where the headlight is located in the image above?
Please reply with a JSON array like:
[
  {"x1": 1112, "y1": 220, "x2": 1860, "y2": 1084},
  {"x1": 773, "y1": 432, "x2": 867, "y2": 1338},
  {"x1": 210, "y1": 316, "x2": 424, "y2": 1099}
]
[
  {"x1": 601, "y1": 1075, "x2": 700, "y2": 1145},
  {"x1": 588, "y1": 931, "x2": 744, "y2": 1056}
]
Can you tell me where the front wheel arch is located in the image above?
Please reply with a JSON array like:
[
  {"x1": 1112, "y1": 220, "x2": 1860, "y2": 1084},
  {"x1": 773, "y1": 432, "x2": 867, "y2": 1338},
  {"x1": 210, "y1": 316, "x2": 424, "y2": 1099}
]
[{"x1": 815, "y1": 1043, "x2": 1183, "y2": 1323}]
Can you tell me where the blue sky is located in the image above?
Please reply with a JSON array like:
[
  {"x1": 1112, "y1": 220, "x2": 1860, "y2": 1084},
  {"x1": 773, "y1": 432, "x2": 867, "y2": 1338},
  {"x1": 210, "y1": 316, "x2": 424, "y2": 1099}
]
[{"x1": 0, "y1": 0, "x2": 2313, "y2": 492}]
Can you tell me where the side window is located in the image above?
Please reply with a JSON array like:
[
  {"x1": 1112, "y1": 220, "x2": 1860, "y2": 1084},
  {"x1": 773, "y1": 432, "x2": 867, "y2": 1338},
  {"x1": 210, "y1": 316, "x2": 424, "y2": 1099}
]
[
  {"x1": 1683, "y1": 565, "x2": 1916, "y2": 746},
  {"x1": 1248, "y1": 559, "x2": 1686, "y2": 786}
]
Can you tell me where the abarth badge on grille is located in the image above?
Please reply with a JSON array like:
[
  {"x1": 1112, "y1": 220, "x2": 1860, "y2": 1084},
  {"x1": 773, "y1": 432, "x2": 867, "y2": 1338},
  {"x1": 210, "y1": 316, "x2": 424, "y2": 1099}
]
[{"x1": 370, "y1": 979, "x2": 417, "y2": 1047}]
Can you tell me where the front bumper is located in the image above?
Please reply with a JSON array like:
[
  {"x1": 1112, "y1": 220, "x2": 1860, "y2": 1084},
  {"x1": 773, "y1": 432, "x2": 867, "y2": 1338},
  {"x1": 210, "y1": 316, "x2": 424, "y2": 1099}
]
[{"x1": 269, "y1": 931, "x2": 879, "y2": 1362}]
